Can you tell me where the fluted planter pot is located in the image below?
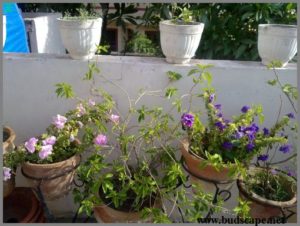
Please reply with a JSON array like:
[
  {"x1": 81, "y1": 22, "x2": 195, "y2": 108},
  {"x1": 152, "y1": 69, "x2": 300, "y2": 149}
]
[
  {"x1": 258, "y1": 24, "x2": 297, "y2": 67},
  {"x1": 94, "y1": 198, "x2": 161, "y2": 223},
  {"x1": 21, "y1": 154, "x2": 80, "y2": 200},
  {"x1": 3, "y1": 15, "x2": 6, "y2": 47},
  {"x1": 3, "y1": 126, "x2": 16, "y2": 155},
  {"x1": 4, "y1": 187, "x2": 45, "y2": 223},
  {"x1": 159, "y1": 20, "x2": 204, "y2": 64},
  {"x1": 57, "y1": 17, "x2": 102, "y2": 60},
  {"x1": 180, "y1": 139, "x2": 235, "y2": 194},
  {"x1": 237, "y1": 167, "x2": 297, "y2": 221},
  {"x1": 4, "y1": 175, "x2": 15, "y2": 198}
]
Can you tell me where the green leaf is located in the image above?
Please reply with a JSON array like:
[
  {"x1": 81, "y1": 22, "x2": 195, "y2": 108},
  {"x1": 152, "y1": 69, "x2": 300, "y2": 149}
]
[
  {"x1": 267, "y1": 79, "x2": 277, "y2": 86},
  {"x1": 165, "y1": 87, "x2": 178, "y2": 99},
  {"x1": 235, "y1": 45, "x2": 247, "y2": 59},
  {"x1": 55, "y1": 83, "x2": 74, "y2": 99},
  {"x1": 187, "y1": 68, "x2": 200, "y2": 76},
  {"x1": 201, "y1": 71, "x2": 213, "y2": 86},
  {"x1": 167, "y1": 71, "x2": 182, "y2": 81},
  {"x1": 196, "y1": 64, "x2": 214, "y2": 70}
]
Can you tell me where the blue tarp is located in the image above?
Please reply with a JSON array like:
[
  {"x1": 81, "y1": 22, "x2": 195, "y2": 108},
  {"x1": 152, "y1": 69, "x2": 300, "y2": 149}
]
[{"x1": 3, "y1": 3, "x2": 29, "y2": 53}]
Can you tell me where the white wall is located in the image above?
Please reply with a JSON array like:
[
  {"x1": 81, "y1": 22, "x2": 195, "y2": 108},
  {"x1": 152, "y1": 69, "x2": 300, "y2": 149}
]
[{"x1": 3, "y1": 53, "x2": 297, "y2": 218}]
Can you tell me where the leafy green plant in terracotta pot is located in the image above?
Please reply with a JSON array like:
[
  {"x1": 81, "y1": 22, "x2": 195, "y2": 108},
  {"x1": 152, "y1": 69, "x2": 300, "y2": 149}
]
[
  {"x1": 166, "y1": 64, "x2": 289, "y2": 195},
  {"x1": 236, "y1": 61, "x2": 297, "y2": 221},
  {"x1": 56, "y1": 63, "x2": 223, "y2": 223},
  {"x1": 13, "y1": 94, "x2": 111, "y2": 200}
]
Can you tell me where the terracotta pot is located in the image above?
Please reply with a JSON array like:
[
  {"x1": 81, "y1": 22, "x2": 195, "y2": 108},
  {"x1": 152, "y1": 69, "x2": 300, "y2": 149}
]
[
  {"x1": 94, "y1": 198, "x2": 161, "y2": 223},
  {"x1": 237, "y1": 167, "x2": 297, "y2": 221},
  {"x1": 4, "y1": 174, "x2": 16, "y2": 198},
  {"x1": 180, "y1": 139, "x2": 235, "y2": 194},
  {"x1": 3, "y1": 126, "x2": 16, "y2": 154},
  {"x1": 21, "y1": 154, "x2": 80, "y2": 200},
  {"x1": 4, "y1": 187, "x2": 44, "y2": 223}
]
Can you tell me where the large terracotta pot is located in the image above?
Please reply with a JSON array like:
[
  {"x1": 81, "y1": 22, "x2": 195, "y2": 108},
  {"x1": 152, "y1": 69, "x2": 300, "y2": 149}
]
[
  {"x1": 237, "y1": 167, "x2": 297, "y2": 222},
  {"x1": 4, "y1": 187, "x2": 45, "y2": 223},
  {"x1": 21, "y1": 154, "x2": 80, "y2": 200},
  {"x1": 4, "y1": 174, "x2": 16, "y2": 198},
  {"x1": 159, "y1": 20, "x2": 204, "y2": 64},
  {"x1": 180, "y1": 139, "x2": 235, "y2": 194},
  {"x1": 3, "y1": 126, "x2": 16, "y2": 154},
  {"x1": 94, "y1": 196, "x2": 161, "y2": 223}
]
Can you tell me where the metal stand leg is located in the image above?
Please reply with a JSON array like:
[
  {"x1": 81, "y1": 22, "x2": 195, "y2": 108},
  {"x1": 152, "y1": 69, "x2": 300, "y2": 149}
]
[{"x1": 35, "y1": 182, "x2": 55, "y2": 222}]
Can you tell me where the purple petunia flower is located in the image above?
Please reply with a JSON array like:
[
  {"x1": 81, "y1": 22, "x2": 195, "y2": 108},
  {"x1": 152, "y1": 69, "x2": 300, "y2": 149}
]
[
  {"x1": 3, "y1": 167, "x2": 12, "y2": 181},
  {"x1": 110, "y1": 114, "x2": 120, "y2": 124},
  {"x1": 241, "y1": 105, "x2": 250, "y2": 113},
  {"x1": 181, "y1": 113, "x2": 195, "y2": 128},
  {"x1": 25, "y1": 137, "x2": 39, "y2": 153},
  {"x1": 234, "y1": 131, "x2": 244, "y2": 139},
  {"x1": 215, "y1": 121, "x2": 226, "y2": 131},
  {"x1": 42, "y1": 136, "x2": 56, "y2": 146},
  {"x1": 53, "y1": 114, "x2": 67, "y2": 129},
  {"x1": 257, "y1": 154, "x2": 269, "y2": 162},
  {"x1": 214, "y1": 104, "x2": 222, "y2": 110},
  {"x1": 209, "y1": 93, "x2": 215, "y2": 103},
  {"x1": 88, "y1": 99, "x2": 96, "y2": 106},
  {"x1": 286, "y1": 112, "x2": 295, "y2": 119},
  {"x1": 216, "y1": 112, "x2": 223, "y2": 118},
  {"x1": 223, "y1": 141, "x2": 233, "y2": 150},
  {"x1": 39, "y1": 145, "x2": 53, "y2": 160},
  {"x1": 94, "y1": 134, "x2": 108, "y2": 146},
  {"x1": 263, "y1": 128, "x2": 269, "y2": 136},
  {"x1": 279, "y1": 144, "x2": 292, "y2": 154},
  {"x1": 246, "y1": 143, "x2": 255, "y2": 152}
]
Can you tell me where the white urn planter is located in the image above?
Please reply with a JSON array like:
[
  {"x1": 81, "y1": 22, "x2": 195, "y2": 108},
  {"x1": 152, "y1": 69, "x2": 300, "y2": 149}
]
[
  {"x1": 57, "y1": 17, "x2": 102, "y2": 60},
  {"x1": 258, "y1": 24, "x2": 297, "y2": 67},
  {"x1": 3, "y1": 15, "x2": 6, "y2": 47},
  {"x1": 159, "y1": 20, "x2": 204, "y2": 64}
]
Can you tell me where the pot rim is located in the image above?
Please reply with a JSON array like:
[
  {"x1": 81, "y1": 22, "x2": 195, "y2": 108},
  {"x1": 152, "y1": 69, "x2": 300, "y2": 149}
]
[
  {"x1": 3, "y1": 126, "x2": 16, "y2": 143},
  {"x1": 237, "y1": 167, "x2": 297, "y2": 208},
  {"x1": 23, "y1": 153, "x2": 81, "y2": 167},
  {"x1": 159, "y1": 19, "x2": 204, "y2": 27},
  {"x1": 57, "y1": 17, "x2": 102, "y2": 22},
  {"x1": 258, "y1": 24, "x2": 297, "y2": 29}
]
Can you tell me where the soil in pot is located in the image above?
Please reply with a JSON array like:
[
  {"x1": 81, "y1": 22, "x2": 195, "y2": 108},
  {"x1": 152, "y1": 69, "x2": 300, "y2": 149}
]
[
  {"x1": 3, "y1": 187, "x2": 45, "y2": 223},
  {"x1": 3, "y1": 130, "x2": 9, "y2": 142},
  {"x1": 237, "y1": 167, "x2": 297, "y2": 221}
]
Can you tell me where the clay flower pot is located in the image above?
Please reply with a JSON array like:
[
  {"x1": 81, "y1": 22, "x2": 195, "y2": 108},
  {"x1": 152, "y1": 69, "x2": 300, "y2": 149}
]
[
  {"x1": 21, "y1": 154, "x2": 80, "y2": 200},
  {"x1": 3, "y1": 126, "x2": 16, "y2": 154},
  {"x1": 4, "y1": 187, "x2": 45, "y2": 223},
  {"x1": 180, "y1": 138, "x2": 235, "y2": 193},
  {"x1": 237, "y1": 167, "x2": 297, "y2": 221},
  {"x1": 3, "y1": 174, "x2": 16, "y2": 198},
  {"x1": 94, "y1": 198, "x2": 161, "y2": 223}
]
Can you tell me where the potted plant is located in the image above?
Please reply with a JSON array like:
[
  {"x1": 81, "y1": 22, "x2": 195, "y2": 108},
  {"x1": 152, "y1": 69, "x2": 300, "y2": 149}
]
[
  {"x1": 15, "y1": 96, "x2": 111, "y2": 200},
  {"x1": 236, "y1": 61, "x2": 297, "y2": 221},
  {"x1": 166, "y1": 64, "x2": 288, "y2": 193},
  {"x1": 159, "y1": 7, "x2": 204, "y2": 64},
  {"x1": 57, "y1": 62, "x2": 222, "y2": 223},
  {"x1": 257, "y1": 24, "x2": 297, "y2": 67},
  {"x1": 57, "y1": 8, "x2": 103, "y2": 60}
]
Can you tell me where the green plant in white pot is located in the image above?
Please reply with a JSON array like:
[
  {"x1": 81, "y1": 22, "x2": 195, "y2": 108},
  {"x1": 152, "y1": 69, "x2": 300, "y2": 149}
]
[
  {"x1": 159, "y1": 7, "x2": 204, "y2": 64},
  {"x1": 57, "y1": 8, "x2": 103, "y2": 60}
]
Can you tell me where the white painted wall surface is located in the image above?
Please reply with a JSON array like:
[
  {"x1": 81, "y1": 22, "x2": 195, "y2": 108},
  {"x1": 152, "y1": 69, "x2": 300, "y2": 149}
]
[
  {"x1": 3, "y1": 53, "x2": 297, "y2": 218},
  {"x1": 22, "y1": 13, "x2": 65, "y2": 54}
]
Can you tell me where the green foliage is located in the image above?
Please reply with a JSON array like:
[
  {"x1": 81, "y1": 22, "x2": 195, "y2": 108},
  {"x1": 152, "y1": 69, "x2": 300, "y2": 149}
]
[
  {"x1": 233, "y1": 198, "x2": 251, "y2": 219},
  {"x1": 55, "y1": 83, "x2": 75, "y2": 99},
  {"x1": 126, "y1": 33, "x2": 161, "y2": 56}
]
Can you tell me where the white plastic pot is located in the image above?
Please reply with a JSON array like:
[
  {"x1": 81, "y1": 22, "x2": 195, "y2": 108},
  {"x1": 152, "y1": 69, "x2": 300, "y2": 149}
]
[
  {"x1": 3, "y1": 15, "x2": 6, "y2": 47},
  {"x1": 258, "y1": 24, "x2": 297, "y2": 67},
  {"x1": 57, "y1": 17, "x2": 102, "y2": 60},
  {"x1": 159, "y1": 20, "x2": 204, "y2": 64}
]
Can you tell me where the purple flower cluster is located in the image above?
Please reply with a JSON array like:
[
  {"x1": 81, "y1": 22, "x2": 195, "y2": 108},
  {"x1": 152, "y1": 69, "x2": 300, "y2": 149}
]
[
  {"x1": 181, "y1": 113, "x2": 195, "y2": 128},
  {"x1": 234, "y1": 123, "x2": 259, "y2": 152},
  {"x1": 53, "y1": 114, "x2": 67, "y2": 129},
  {"x1": 279, "y1": 144, "x2": 292, "y2": 154},
  {"x1": 208, "y1": 93, "x2": 215, "y2": 103},
  {"x1": 241, "y1": 105, "x2": 250, "y2": 113},
  {"x1": 257, "y1": 154, "x2": 269, "y2": 162},
  {"x1": 263, "y1": 127, "x2": 269, "y2": 136},
  {"x1": 286, "y1": 112, "x2": 295, "y2": 119},
  {"x1": 94, "y1": 134, "x2": 108, "y2": 146},
  {"x1": 222, "y1": 141, "x2": 233, "y2": 150},
  {"x1": 25, "y1": 137, "x2": 39, "y2": 153}
]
